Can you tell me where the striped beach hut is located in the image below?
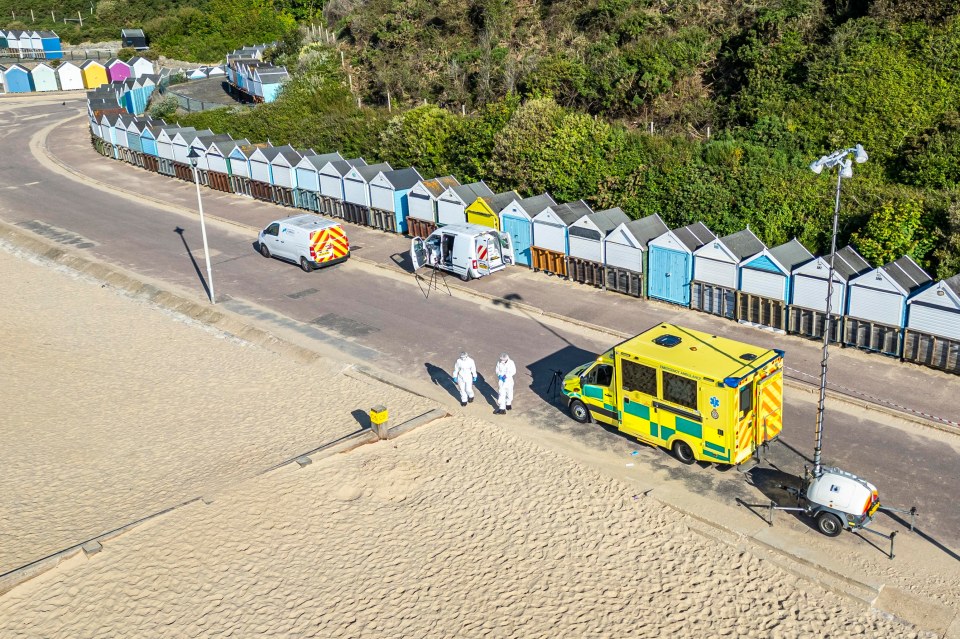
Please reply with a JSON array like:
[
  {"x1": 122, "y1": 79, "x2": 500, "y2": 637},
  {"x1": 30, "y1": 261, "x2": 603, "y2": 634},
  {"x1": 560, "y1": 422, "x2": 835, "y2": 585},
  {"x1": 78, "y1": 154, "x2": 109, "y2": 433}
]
[
  {"x1": 369, "y1": 167, "x2": 424, "y2": 233},
  {"x1": 737, "y1": 238, "x2": 813, "y2": 331},
  {"x1": 567, "y1": 207, "x2": 630, "y2": 288},
  {"x1": 465, "y1": 190, "x2": 519, "y2": 231},
  {"x1": 30, "y1": 62, "x2": 58, "y2": 91},
  {"x1": 2, "y1": 64, "x2": 33, "y2": 93},
  {"x1": 845, "y1": 256, "x2": 932, "y2": 356},
  {"x1": 293, "y1": 152, "x2": 344, "y2": 211},
  {"x1": 437, "y1": 181, "x2": 493, "y2": 227},
  {"x1": 647, "y1": 222, "x2": 716, "y2": 306},
  {"x1": 788, "y1": 245, "x2": 871, "y2": 341},
  {"x1": 319, "y1": 158, "x2": 367, "y2": 217},
  {"x1": 407, "y1": 176, "x2": 460, "y2": 238},
  {"x1": 81, "y1": 60, "x2": 108, "y2": 89},
  {"x1": 531, "y1": 200, "x2": 594, "y2": 277},
  {"x1": 691, "y1": 228, "x2": 765, "y2": 320},
  {"x1": 55, "y1": 60, "x2": 84, "y2": 91},
  {"x1": 904, "y1": 274, "x2": 960, "y2": 374},
  {"x1": 105, "y1": 58, "x2": 132, "y2": 83},
  {"x1": 603, "y1": 213, "x2": 669, "y2": 298},
  {"x1": 342, "y1": 162, "x2": 392, "y2": 226},
  {"x1": 499, "y1": 193, "x2": 556, "y2": 268}
]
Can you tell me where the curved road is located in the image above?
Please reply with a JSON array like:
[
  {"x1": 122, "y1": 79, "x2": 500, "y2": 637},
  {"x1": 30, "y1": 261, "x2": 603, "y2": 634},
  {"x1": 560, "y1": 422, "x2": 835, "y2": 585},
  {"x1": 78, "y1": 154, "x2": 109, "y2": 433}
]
[{"x1": 2, "y1": 95, "x2": 958, "y2": 561}]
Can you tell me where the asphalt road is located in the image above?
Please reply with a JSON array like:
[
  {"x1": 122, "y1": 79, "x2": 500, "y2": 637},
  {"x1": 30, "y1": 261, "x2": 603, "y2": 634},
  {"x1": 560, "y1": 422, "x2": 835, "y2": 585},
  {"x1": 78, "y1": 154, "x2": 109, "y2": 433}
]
[{"x1": 2, "y1": 96, "x2": 958, "y2": 561}]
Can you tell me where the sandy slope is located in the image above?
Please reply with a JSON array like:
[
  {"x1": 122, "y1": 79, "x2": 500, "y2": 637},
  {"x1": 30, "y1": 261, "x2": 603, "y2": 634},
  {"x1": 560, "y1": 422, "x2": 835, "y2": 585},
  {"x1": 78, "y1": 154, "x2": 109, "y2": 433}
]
[{"x1": 0, "y1": 246, "x2": 929, "y2": 637}]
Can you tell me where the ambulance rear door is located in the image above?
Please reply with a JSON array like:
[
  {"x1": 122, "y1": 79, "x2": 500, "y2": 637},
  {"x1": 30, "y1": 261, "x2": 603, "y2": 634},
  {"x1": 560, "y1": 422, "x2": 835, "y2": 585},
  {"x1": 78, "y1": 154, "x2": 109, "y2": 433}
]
[{"x1": 754, "y1": 368, "x2": 783, "y2": 445}]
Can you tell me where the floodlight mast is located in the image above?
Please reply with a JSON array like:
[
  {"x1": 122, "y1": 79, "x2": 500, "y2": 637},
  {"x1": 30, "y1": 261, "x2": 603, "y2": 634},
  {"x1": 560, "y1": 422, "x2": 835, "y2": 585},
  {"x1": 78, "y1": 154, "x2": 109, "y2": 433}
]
[{"x1": 808, "y1": 144, "x2": 867, "y2": 476}]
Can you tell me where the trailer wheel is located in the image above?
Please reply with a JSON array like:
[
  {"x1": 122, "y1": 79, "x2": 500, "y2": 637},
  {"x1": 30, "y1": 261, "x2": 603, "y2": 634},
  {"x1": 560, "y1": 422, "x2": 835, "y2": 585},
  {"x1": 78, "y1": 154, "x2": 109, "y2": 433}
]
[
  {"x1": 259, "y1": 243, "x2": 270, "y2": 259},
  {"x1": 300, "y1": 257, "x2": 313, "y2": 272},
  {"x1": 816, "y1": 512, "x2": 843, "y2": 537},
  {"x1": 569, "y1": 400, "x2": 591, "y2": 424},
  {"x1": 672, "y1": 440, "x2": 696, "y2": 465}
]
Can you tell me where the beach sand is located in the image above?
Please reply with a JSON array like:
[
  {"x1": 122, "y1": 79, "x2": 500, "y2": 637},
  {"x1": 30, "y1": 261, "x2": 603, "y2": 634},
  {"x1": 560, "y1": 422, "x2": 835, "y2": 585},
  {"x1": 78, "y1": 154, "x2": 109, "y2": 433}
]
[{"x1": 0, "y1": 245, "x2": 929, "y2": 637}]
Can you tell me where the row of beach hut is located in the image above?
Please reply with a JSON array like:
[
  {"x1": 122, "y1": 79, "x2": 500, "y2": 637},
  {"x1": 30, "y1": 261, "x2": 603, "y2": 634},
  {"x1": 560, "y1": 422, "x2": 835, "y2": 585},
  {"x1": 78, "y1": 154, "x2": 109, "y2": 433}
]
[
  {"x1": 0, "y1": 56, "x2": 156, "y2": 93},
  {"x1": 224, "y1": 44, "x2": 289, "y2": 103},
  {"x1": 85, "y1": 108, "x2": 960, "y2": 376},
  {"x1": 0, "y1": 29, "x2": 61, "y2": 59}
]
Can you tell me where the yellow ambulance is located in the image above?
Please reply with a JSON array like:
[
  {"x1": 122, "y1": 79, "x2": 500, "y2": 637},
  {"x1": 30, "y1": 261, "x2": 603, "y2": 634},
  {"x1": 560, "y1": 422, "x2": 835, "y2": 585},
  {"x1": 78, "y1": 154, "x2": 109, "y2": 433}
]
[{"x1": 562, "y1": 324, "x2": 784, "y2": 466}]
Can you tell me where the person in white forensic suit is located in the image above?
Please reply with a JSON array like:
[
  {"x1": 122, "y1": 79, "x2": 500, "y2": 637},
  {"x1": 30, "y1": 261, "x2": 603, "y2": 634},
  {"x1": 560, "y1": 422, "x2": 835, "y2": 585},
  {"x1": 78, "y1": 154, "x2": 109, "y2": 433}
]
[
  {"x1": 452, "y1": 351, "x2": 477, "y2": 407},
  {"x1": 494, "y1": 352, "x2": 516, "y2": 415}
]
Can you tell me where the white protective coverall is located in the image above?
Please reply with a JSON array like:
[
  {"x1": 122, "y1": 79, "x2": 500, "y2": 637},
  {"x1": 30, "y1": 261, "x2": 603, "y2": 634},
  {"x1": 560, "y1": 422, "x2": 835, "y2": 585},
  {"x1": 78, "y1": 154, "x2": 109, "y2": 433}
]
[
  {"x1": 495, "y1": 356, "x2": 517, "y2": 411},
  {"x1": 452, "y1": 354, "x2": 477, "y2": 405}
]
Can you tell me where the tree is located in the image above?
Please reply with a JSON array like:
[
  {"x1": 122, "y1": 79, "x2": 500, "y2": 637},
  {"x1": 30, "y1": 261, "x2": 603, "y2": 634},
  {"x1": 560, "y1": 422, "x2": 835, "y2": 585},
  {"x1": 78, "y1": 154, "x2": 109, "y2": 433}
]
[
  {"x1": 851, "y1": 198, "x2": 927, "y2": 266},
  {"x1": 378, "y1": 105, "x2": 458, "y2": 178}
]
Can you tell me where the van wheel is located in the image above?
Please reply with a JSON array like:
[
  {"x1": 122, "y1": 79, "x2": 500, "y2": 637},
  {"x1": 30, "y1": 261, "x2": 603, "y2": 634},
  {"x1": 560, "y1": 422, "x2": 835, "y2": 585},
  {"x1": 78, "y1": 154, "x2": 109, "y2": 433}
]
[
  {"x1": 816, "y1": 512, "x2": 844, "y2": 537},
  {"x1": 460, "y1": 271, "x2": 471, "y2": 282},
  {"x1": 672, "y1": 440, "x2": 696, "y2": 465},
  {"x1": 259, "y1": 243, "x2": 270, "y2": 258},
  {"x1": 300, "y1": 257, "x2": 313, "y2": 272},
  {"x1": 569, "y1": 400, "x2": 591, "y2": 424}
]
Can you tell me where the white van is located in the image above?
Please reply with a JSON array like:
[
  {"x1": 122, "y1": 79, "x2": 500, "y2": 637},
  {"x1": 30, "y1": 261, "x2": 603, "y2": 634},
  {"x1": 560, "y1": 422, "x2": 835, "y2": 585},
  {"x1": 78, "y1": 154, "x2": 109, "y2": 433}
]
[
  {"x1": 258, "y1": 214, "x2": 350, "y2": 272},
  {"x1": 411, "y1": 223, "x2": 514, "y2": 281}
]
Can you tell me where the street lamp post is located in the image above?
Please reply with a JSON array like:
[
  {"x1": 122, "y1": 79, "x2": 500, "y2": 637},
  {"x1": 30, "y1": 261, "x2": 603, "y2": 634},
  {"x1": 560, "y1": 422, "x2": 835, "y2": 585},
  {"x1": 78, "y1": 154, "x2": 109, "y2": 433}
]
[
  {"x1": 187, "y1": 147, "x2": 215, "y2": 304},
  {"x1": 808, "y1": 144, "x2": 868, "y2": 475}
]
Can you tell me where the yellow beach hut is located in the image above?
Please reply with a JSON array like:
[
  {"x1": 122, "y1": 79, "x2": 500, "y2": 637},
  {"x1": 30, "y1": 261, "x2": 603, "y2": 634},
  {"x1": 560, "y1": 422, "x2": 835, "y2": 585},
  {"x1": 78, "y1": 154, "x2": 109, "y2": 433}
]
[
  {"x1": 80, "y1": 60, "x2": 109, "y2": 89},
  {"x1": 465, "y1": 190, "x2": 520, "y2": 231}
]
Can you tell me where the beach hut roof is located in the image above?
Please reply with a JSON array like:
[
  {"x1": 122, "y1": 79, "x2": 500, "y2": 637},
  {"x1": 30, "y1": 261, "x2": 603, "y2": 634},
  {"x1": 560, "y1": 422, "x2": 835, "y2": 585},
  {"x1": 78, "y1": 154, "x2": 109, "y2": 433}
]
[
  {"x1": 39, "y1": 30, "x2": 58, "y2": 38},
  {"x1": 620, "y1": 214, "x2": 670, "y2": 248},
  {"x1": 717, "y1": 228, "x2": 765, "y2": 261},
  {"x1": 451, "y1": 181, "x2": 494, "y2": 203},
  {"x1": 816, "y1": 245, "x2": 873, "y2": 281},
  {"x1": 329, "y1": 158, "x2": 368, "y2": 176},
  {"x1": 768, "y1": 238, "x2": 814, "y2": 272},
  {"x1": 81, "y1": 60, "x2": 105, "y2": 69},
  {"x1": 673, "y1": 221, "x2": 715, "y2": 252},
  {"x1": 355, "y1": 162, "x2": 392, "y2": 181},
  {"x1": 299, "y1": 152, "x2": 345, "y2": 170},
  {"x1": 881, "y1": 255, "x2": 932, "y2": 295},
  {"x1": 378, "y1": 167, "x2": 423, "y2": 190},
  {"x1": 419, "y1": 176, "x2": 460, "y2": 198},
  {"x1": 258, "y1": 145, "x2": 302, "y2": 165},
  {"x1": 550, "y1": 200, "x2": 594, "y2": 226},
  {"x1": 122, "y1": 28, "x2": 145, "y2": 37},
  {"x1": 482, "y1": 190, "x2": 521, "y2": 213},
  {"x1": 590, "y1": 207, "x2": 631, "y2": 233},
  {"x1": 514, "y1": 193, "x2": 556, "y2": 217}
]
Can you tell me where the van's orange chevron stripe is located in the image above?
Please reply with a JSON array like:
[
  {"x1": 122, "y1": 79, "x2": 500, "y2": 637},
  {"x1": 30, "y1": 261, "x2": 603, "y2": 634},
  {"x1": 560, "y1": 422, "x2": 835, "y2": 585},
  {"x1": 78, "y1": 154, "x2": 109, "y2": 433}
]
[{"x1": 311, "y1": 227, "x2": 350, "y2": 260}]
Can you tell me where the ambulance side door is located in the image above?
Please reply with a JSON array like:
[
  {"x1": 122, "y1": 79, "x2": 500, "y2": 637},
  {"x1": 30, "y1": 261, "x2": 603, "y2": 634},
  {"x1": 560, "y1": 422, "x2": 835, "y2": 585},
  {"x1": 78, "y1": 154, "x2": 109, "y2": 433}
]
[
  {"x1": 617, "y1": 356, "x2": 659, "y2": 443},
  {"x1": 580, "y1": 363, "x2": 617, "y2": 425}
]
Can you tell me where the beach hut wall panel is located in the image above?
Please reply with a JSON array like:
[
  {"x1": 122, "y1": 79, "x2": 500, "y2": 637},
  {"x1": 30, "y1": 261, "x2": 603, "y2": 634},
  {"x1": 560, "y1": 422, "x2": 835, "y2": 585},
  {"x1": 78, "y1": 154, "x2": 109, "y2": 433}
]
[
  {"x1": 27, "y1": 31, "x2": 43, "y2": 56},
  {"x1": 81, "y1": 61, "x2": 108, "y2": 89},
  {"x1": 369, "y1": 167, "x2": 424, "y2": 233},
  {"x1": 739, "y1": 239, "x2": 813, "y2": 302},
  {"x1": 319, "y1": 158, "x2": 366, "y2": 200},
  {"x1": 267, "y1": 146, "x2": 303, "y2": 188},
  {"x1": 113, "y1": 115, "x2": 132, "y2": 148},
  {"x1": 3, "y1": 64, "x2": 33, "y2": 93},
  {"x1": 693, "y1": 228, "x2": 765, "y2": 289},
  {"x1": 466, "y1": 190, "x2": 519, "y2": 230},
  {"x1": 568, "y1": 207, "x2": 629, "y2": 264},
  {"x1": 228, "y1": 146, "x2": 253, "y2": 178},
  {"x1": 438, "y1": 182, "x2": 493, "y2": 227},
  {"x1": 105, "y1": 59, "x2": 132, "y2": 83},
  {"x1": 343, "y1": 162, "x2": 391, "y2": 206},
  {"x1": 408, "y1": 176, "x2": 460, "y2": 230},
  {"x1": 40, "y1": 31, "x2": 62, "y2": 59},
  {"x1": 603, "y1": 214, "x2": 670, "y2": 297},
  {"x1": 247, "y1": 147, "x2": 276, "y2": 183},
  {"x1": 647, "y1": 222, "x2": 715, "y2": 306},
  {"x1": 56, "y1": 61, "x2": 84, "y2": 90},
  {"x1": 847, "y1": 256, "x2": 932, "y2": 327},
  {"x1": 500, "y1": 193, "x2": 556, "y2": 268},
  {"x1": 156, "y1": 127, "x2": 189, "y2": 160},
  {"x1": 533, "y1": 201, "x2": 592, "y2": 254},
  {"x1": 294, "y1": 153, "x2": 344, "y2": 193},
  {"x1": 907, "y1": 276, "x2": 960, "y2": 341},
  {"x1": 30, "y1": 63, "x2": 58, "y2": 91},
  {"x1": 791, "y1": 245, "x2": 871, "y2": 314},
  {"x1": 128, "y1": 57, "x2": 155, "y2": 78},
  {"x1": 126, "y1": 121, "x2": 144, "y2": 154},
  {"x1": 171, "y1": 129, "x2": 212, "y2": 164}
]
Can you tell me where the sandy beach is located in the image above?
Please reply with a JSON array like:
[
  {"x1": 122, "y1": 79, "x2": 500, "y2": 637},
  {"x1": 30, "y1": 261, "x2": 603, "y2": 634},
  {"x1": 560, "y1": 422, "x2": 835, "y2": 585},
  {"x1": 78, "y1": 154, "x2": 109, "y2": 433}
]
[{"x1": 0, "y1": 242, "x2": 932, "y2": 637}]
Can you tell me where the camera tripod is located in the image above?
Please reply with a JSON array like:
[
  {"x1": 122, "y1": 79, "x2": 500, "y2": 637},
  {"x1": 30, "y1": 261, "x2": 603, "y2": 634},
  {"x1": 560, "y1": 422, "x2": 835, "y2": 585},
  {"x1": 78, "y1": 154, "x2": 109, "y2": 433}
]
[
  {"x1": 415, "y1": 265, "x2": 452, "y2": 299},
  {"x1": 546, "y1": 369, "x2": 565, "y2": 401}
]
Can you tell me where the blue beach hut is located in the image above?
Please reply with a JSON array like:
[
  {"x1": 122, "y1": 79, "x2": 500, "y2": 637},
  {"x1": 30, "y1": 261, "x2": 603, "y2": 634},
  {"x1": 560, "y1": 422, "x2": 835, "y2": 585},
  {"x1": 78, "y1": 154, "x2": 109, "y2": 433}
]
[
  {"x1": 647, "y1": 222, "x2": 716, "y2": 306},
  {"x1": 3, "y1": 64, "x2": 33, "y2": 93},
  {"x1": 499, "y1": 193, "x2": 556, "y2": 267}
]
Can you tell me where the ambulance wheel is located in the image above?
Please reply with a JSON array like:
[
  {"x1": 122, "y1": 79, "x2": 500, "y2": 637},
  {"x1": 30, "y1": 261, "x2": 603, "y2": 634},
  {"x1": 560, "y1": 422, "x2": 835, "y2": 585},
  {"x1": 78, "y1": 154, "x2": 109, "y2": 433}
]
[
  {"x1": 259, "y1": 243, "x2": 270, "y2": 258},
  {"x1": 672, "y1": 440, "x2": 696, "y2": 465},
  {"x1": 816, "y1": 512, "x2": 843, "y2": 537},
  {"x1": 569, "y1": 400, "x2": 591, "y2": 424},
  {"x1": 300, "y1": 257, "x2": 313, "y2": 272}
]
